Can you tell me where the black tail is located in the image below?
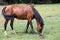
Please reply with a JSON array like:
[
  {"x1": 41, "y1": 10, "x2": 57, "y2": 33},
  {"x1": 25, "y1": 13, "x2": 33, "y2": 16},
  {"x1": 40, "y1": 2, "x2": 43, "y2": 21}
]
[
  {"x1": 2, "y1": 7, "x2": 6, "y2": 16},
  {"x1": 34, "y1": 8, "x2": 44, "y2": 26},
  {"x1": 2, "y1": 7, "x2": 14, "y2": 19}
]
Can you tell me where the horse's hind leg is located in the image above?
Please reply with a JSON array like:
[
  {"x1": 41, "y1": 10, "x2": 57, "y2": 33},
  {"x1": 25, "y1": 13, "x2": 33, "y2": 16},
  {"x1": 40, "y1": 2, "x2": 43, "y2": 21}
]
[
  {"x1": 4, "y1": 19, "x2": 9, "y2": 36},
  {"x1": 10, "y1": 19, "x2": 16, "y2": 34}
]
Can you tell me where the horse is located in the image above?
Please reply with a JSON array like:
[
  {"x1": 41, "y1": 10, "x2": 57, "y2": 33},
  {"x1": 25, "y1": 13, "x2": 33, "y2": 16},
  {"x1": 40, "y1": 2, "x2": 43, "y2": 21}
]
[{"x1": 2, "y1": 4, "x2": 44, "y2": 37}]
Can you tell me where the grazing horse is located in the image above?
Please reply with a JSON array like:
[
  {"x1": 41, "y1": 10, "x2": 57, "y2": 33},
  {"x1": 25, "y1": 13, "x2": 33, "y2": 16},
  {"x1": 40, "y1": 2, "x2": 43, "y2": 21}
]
[{"x1": 2, "y1": 4, "x2": 44, "y2": 37}]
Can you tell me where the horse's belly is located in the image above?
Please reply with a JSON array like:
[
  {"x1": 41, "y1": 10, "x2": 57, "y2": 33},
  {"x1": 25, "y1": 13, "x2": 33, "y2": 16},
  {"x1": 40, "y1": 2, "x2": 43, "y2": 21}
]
[
  {"x1": 16, "y1": 18, "x2": 27, "y2": 20},
  {"x1": 15, "y1": 15, "x2": 27, "y2": 20},
  {"x1": 16, "y1": 17, "x2": 27, "y2": 20}
]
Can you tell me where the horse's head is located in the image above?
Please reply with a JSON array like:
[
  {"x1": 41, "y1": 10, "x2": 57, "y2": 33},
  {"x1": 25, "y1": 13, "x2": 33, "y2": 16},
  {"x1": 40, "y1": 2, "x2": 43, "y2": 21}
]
[{"x1": 34, "y1": 8, "x2": 44, "y2": 36}]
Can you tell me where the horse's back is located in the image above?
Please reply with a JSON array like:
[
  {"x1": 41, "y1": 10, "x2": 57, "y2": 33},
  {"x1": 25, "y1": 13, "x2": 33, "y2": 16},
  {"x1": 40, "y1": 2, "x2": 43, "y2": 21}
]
[
  {"x1": 2, "y1": 4, "x2": 34, "y2": 20},
  {"x1": 12, "y1": 5, "x2": 34, "y2": 19}
]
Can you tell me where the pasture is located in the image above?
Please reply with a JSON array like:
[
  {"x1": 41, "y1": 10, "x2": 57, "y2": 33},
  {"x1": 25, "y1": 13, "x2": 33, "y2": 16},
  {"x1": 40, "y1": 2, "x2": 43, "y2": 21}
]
[{"x1": 0, "y1": 4, "x2": 60, "y2": 40}]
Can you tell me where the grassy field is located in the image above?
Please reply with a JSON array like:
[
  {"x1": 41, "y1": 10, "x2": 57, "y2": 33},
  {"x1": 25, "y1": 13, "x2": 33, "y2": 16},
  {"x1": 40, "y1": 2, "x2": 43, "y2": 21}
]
[{"x1": 0, "y1": 4, "x2": 60, "y2": 40}]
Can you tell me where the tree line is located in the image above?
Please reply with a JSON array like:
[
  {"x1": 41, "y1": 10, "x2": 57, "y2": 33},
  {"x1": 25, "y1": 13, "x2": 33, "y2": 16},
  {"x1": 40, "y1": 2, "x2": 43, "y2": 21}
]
[{"x1": 0, "y1": 0, "x2": 60, "y2": 4}]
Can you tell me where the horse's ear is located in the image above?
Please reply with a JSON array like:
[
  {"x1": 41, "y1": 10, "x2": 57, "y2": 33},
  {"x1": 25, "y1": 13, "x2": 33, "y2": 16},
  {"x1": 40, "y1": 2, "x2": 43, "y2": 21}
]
[{"x1": 27, "y1": 4, "x2": 34, "y2": 8}]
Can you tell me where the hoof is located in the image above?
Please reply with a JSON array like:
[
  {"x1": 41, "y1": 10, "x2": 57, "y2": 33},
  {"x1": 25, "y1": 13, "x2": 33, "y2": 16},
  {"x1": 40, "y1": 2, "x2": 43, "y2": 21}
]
[
  {"x1": 30, "y1": 31, "x2": 35, "y2": 34},
  {"x1": 12, "y1": 30, "x2": 16, "y2": 35},
  {"x1": 24, "y1": 31, "x2": 28, "y2": 33},
  {"x1": 4, "y1": 31, "x2": 7, "y2": 36},
  {"x1": 40, "y1": 33, "x2": 44, "y2": 39}
]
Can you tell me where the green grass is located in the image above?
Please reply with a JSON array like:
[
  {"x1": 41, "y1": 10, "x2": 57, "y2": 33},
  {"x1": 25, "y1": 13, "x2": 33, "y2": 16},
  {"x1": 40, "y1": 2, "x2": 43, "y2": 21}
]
[{"x1": 0, "y1": 4, "x2": 60, "y2": 40}]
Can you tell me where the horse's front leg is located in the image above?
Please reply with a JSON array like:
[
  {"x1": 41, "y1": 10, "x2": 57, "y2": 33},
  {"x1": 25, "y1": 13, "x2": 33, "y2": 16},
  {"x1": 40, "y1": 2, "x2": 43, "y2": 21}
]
[
  {"x1": 25, "y1": 21, "x2": 29, "y2": 33},
  {"x1": 10, "y1": 19, "x2": 16, "y2": 34},
  {"x1": 28, "y1": 18, "x2": 35, "y2": 34},
  {"x1": 4, "y1": 19, "x2": 9, "y2": 36}
]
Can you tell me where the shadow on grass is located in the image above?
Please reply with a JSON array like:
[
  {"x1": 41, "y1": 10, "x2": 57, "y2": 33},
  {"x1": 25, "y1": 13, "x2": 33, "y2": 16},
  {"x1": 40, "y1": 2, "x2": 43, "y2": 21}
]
[{"x1": 16, "y1": 31, "x2": 38, "y2": 35}]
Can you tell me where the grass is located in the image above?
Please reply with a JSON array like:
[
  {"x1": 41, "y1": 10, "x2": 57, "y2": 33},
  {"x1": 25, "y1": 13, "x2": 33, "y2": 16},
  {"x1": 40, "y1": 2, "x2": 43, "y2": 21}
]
[{"x1": 0, "y1": 4, "x2": 60, "y2": 40}]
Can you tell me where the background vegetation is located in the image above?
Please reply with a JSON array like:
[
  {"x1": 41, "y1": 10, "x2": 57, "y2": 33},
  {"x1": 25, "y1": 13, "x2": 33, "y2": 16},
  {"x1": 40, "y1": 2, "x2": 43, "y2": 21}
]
[{"x1": 0, "y1": 0, "x2": 60, "y2": 4}]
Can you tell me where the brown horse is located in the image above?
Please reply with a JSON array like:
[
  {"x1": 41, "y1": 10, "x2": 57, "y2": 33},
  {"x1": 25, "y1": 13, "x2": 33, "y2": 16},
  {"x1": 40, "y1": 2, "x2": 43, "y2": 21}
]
[{"x1": 2, "y1": 4, "x2": 44, "y2": 37}]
